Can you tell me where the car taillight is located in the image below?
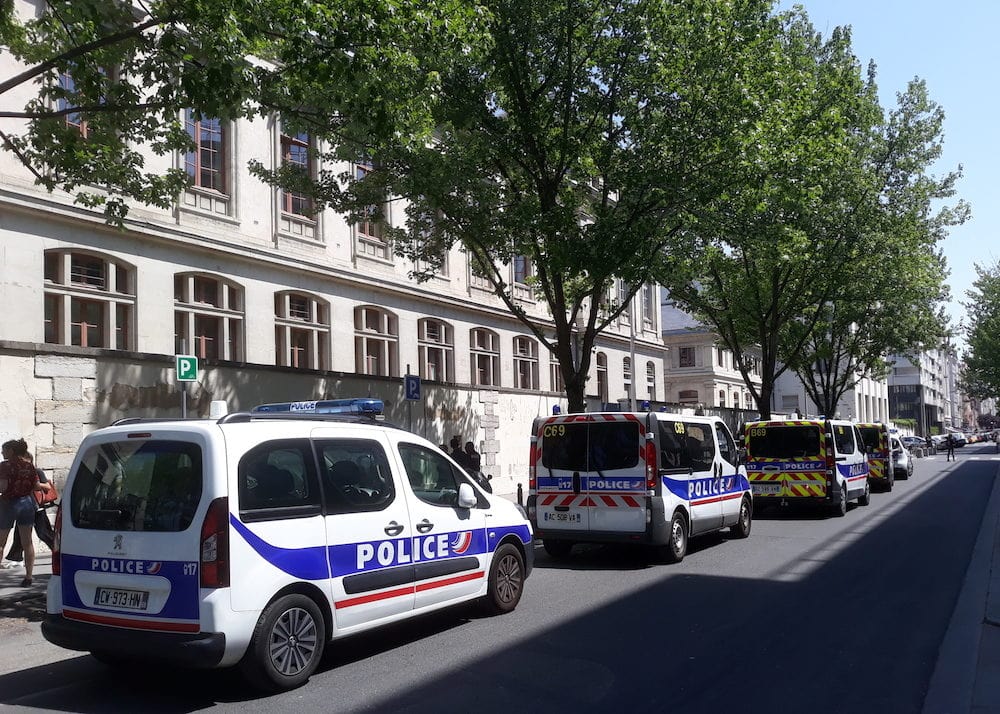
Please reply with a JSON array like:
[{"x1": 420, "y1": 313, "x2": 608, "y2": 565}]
[
  {"x1": 51, "y1": 505, "x2": 63, "y2": 576},
  {"x1": 528, "y1": 438, "x2": 538, "y2": 492},
  {"x1": 200, "y1": 497, "x2": 229, "y2": 588},
  {"x1": 645, "y1": 441, "x2": 657, "y2": 490}
]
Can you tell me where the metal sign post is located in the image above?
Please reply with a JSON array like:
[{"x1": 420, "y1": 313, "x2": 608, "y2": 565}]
[
  {"x1": 404, "y1": 368, "x2": 421, "y2": 433},
  {"x1": 176, "y1": 350, "x2": 198, "y2": 419}
]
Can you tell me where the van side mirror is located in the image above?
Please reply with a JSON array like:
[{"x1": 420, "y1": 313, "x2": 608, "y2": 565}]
[
  {"x1": 737, "y1": 446, "x2": 747, "y2": 466},
  {"x1": 458, "y1": 482, "x2": 477, "y2": 508}
]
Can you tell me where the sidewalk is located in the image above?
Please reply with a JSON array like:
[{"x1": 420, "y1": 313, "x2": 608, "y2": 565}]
[
  {"x1": 0, "y1": 548, "x2": 51, "y2": 605},
  {"x1": 923, "y1": 457, "x2": 1000, "y2": 714}
]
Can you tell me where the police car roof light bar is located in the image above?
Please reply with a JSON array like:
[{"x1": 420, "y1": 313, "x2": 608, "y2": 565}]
[{"x1": 252, "y1": 398, "x2": 385, "y2": 417}]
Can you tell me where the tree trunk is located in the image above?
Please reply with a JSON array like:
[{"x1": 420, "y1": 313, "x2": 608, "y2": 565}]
[{"x1": 565, "y1": 372, "x2": 587, "y2": 414}]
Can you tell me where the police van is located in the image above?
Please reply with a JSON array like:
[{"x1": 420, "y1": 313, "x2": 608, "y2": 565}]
[
  {"x1": 42, "y1": 398, "x2": 533, "y2": 692},
  {"x1": 857, "y1": 422, "x2": 894, "y2": 491},
  {"x1": 743, "y1": 418, "x2": 871, "y2": 516},
  {"x1": 526, "y1": 410, "x2": 752, "y2": 562}
]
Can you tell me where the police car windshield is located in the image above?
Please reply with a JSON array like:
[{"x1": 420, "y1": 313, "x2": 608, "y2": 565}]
[{"x1": 747, "y1": 425, "x2": 821, "y2": 459}]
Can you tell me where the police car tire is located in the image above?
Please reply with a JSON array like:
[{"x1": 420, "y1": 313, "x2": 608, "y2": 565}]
[
  {"x1": 482, "y1": 542, "x2": 524, "y2": 615},
  {"x1": 543, "y1": 539, "x2": 573, "y2": 558},
  {"x1": 240, "y1": 594, "x2": 325, "y2": 692},
  {"x1": 730, "y1": 497, "x2": 752, "y2": 539},
  {"x1": 660, "y1": 511, "x2": 688, "y2": 563},
  {"x1": 886, "y1": 473, "x2": 894, "y2": 492},
  {"x1": 835, "y1": 486, "x2": 848, "y2": 517},
  {"x1": 859, "y1": 482, "x2": 870, "y2": 506}
]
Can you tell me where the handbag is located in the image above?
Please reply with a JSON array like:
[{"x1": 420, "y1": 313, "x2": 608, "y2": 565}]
[{"x1": 34, "y1": 480, "x2": 58, "y2": 506}]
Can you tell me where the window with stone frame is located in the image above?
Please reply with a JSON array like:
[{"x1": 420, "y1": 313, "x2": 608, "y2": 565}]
[
  {"x1": 354, "y1": 306, "x2": 398, "y2": 376},
  {"x1": 595, "y1": 352, "x2": 609, "y2": 403},
  {"x1": 678, "y1": 346, "x2": 696, "y2": 368},
  {"x1": 355, "y1": 160, "x2": 389, "y2": 260},
  {"x1": 470, "y1": 328, "x2": 501, "y2": 387},
  {"x1": 513, "y1": 336, "x2": 539, "y2": 390},
  {"x1": 646, "y1": 361, "x2": 656, "y2": 401},
  {"x1": 550, "y1": 352, "x2": 565, "y2": 393},
  {"x1": 274, "y1": 291, "x2": 330, "y2": 370},
  {"x1": 280, "y1": 130, "x2": 314, "y2": 217},
  {"x1": 418, "y1": 318, "x2": 454, "y2": 383},
  {"x1": 174, "y1": 273, "x2": 244, "y2": 360},
  {"x1": 44, "y1": 250, "x2": 135, "y2": 350}
]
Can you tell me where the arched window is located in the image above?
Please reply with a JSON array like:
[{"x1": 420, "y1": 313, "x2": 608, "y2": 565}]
[
  {"x1": 44, "y1": 250, "x2": 136, "y2": 350},
  {"x1": 174, "y1": 273, "x2": 244, "y2": 360},
  {"x1": 513, "y1": 336, "x2": 539, "y2": 390},
  {"x1": 355, "y1": 306, "x2": 398, "y2": 376},
  {"x1": 274, "y1": 291, "x2": 330, "y2": 370},
  {"x1": 470, "y1": 328, "x2": 500, "y2": 386},
  {"x1": 418, "y1": 318, "x2": 454, "y2": 383}
]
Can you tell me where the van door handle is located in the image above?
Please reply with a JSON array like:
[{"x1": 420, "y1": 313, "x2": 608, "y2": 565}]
[
  {"x1": 415, "y1": 519, "x2": 434, "y2": 533},
  {"x1": 384, "y1": 521, "x2": 405, "y2": 537}
]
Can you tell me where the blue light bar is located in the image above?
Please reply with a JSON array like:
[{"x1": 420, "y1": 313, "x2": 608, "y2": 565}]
[{"x1": 252, "y1": 398, "x2": 385, "y2": 417}]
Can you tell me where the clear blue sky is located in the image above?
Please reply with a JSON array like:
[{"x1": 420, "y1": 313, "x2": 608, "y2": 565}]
[{"x1": 778, "y1": 0, "x2": 999, "y2": 353}]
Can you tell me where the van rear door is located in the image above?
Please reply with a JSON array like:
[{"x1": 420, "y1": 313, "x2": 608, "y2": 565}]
[
  {"x1": 745, "y1": 422, "x2": 829, "y2": 498},
  {"x1": 535, "y1": 415, "x2": 647, "y2": 535},
  {"x1": 58, "y1": 431, "x2": 210, "y2": 633}
]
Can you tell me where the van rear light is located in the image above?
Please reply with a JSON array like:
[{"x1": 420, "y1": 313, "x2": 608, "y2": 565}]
[
  {"x1": 200, "y1": 497, "x2": 229, "y2": 588},
  {"x1": 51, "y1": 505, "x2": 63, "y2": 576},
  {"x1": 528, "y1": 437, "x2": 538, "y2": 492},
  {"x1": 645, "y1": 441, "x2": 657, "y2": 490}
]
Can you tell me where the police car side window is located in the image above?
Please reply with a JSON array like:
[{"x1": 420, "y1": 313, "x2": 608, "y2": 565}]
[
  {"x1": 833, "y1": 425, "x2": 856, "y2": 455},
  {"x1": 315, "y1": 439, "x2": 394, "y2": 514},
  {"x1": 398, "y1": 443, "x2": 466, "y2": 507},
  {"x1": 238, "y1": 440, "x2": 321, "y2": 520},
  {"x1": 657, "y1": 421, "x2": 715, "y2": 472},
  {"x1": 714, "y1": 422, "x2": 737, "y2": 464}
]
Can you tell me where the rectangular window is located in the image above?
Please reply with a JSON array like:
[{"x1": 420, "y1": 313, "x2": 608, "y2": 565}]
[
  {"x1": 679, "y1": 347, "x2": 696, "y2": 368},
  {"x1": 44, "y1": 294, "x2": 62, "y2": 344},
  {"x1": 194, "y1": 315, "x2": 220, "y2": 360},
  {"x1": 115, "y1": 304, "x2": 132, "y2": 350},
  {"x1": 71, "y1": 299, "x2": 104, "y2": 348},
  {"x1": 281, "y1": 131, "x2": 312, "y2": 216},
  {"x1": 70, "y1": 255, "x2": 106, "y2": 289},
  {"x1": 185, "y1": 111, "x2": 226, "y2": 193}
]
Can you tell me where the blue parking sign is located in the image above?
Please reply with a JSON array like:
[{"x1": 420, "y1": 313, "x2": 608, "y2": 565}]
[{"x1": 404, "y1": 375, "x2": 421, "y2": 401}]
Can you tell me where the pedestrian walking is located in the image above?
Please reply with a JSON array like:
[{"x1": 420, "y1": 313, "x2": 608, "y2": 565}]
[
  {"x1": 5, "y1": 453, "x2": 55, "y2": 563},
  {"x1": 0, "y1": 438, "x2": 47, "y2": 586},
  {"x1": 946, "y1": 434, "x2": 956, "y2": 461}
]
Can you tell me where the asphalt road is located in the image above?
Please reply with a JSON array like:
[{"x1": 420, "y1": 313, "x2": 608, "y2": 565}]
[{"x1": 1, "y1": 445, "x2": 997, "y2": 713}]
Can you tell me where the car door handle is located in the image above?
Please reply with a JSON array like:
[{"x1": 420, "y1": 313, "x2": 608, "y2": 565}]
[
  {"x1": 415, "y1": 519, "x2": 434, "y2": 533},
  {"x1": 384, "y1": 521, "x2": 405, "y2": 537}
]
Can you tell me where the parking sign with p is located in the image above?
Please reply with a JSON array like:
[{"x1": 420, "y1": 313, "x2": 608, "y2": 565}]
[{"x1": 176, "y1": 355, "x2": 199, "y2": 382}]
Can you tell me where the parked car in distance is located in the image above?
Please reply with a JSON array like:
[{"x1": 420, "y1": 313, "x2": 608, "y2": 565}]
[
  {"x1": 890, "y1": 435, "x2": 913, "y2": 480},
  {"x1": 900, "y1": 436, "x2": 925, "y2": 450}
]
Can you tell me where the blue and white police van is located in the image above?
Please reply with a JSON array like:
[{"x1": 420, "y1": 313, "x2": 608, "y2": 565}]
[
  {"x1": 526, "y1": 410, "x2": 752, "y2": 562},
  {"x1": 42, "y1": 398, "x2": 533, "y2": 692}
]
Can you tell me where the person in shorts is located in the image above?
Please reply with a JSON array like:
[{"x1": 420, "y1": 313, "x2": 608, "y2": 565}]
[
  {"x1": 4, "y1": 452, "x2": 55, "y2": 563},
  {"x1": 0, "y1": 438, "x2": 45, "y2": 587}
]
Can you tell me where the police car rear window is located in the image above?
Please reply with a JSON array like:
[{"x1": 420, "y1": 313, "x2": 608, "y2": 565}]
[
  {"x1": 541, "y1": 421, "x2": 639, "y2": 472},
  {"x1": 858, "y1": 427, "x2": 882, "y2": 451},
  {"x1": 70, "y1": 440, "x2": 202, "y2": 532},
  {"x1": 747, "y1": 425, "x2": 821, "y2": 459}
]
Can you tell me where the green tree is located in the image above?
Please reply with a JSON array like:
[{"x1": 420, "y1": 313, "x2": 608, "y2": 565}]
[
  {"x1": 257, "y1": 0, "x2": 779, "y2": 413},
  {"x1": 0, "y1": 0, "x2": 482, "y2": 222},
  {"x1": 962, "y1": 261, "x2": 1000, "y2": 400},
  {"x1": 657, "y1": 12, "x2": 964, "y2": 419}
]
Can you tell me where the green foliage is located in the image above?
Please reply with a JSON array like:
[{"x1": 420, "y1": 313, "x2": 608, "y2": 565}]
[{"x1": 962, "y1": 261, "x2": 1000, "y2": 400}]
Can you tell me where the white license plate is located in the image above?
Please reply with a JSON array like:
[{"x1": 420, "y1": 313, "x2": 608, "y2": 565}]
[
  {"x1": 95, "y1": 587, "x2": 149, "y2": 611},
  {"x1": 751, "y1": 483, "x2": 782, "y2": 495},
  {"x1": 544, "y1": 511, "x2": 581, "y2": 523}
]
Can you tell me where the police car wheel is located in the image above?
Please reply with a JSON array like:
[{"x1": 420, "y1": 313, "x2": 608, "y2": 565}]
[
  {"x1": 482, "y1": 543, "x2": 524, "y2": 615},
  {"x1": 731, "y1": 497, "x2": 752, "y2": 539},
  {"x1": 240, "y1": 594, "x2": 325, "y2": 692},
  {"x1": 660, "y1": 512, "x2": 688, "y2": 563},
  {"x1": 859, "y1": 482, "x2": 870, "y2": 506},
  {"x1": 835, "y1": 485, "x2": 848, "y2": 517}
]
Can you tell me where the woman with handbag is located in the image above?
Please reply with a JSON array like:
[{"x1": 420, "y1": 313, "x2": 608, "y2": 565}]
[
  {"x1": 0, "y1": 438, "x2": 47, "y2": 587},
  {"x1": 4, "y1": 452, "x2": 55, "y2": 565}
]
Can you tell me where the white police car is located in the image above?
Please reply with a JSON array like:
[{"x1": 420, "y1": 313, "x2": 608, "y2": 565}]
[{"x1": 42, "y1": 398, "x2": 533, "y2": 691}]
